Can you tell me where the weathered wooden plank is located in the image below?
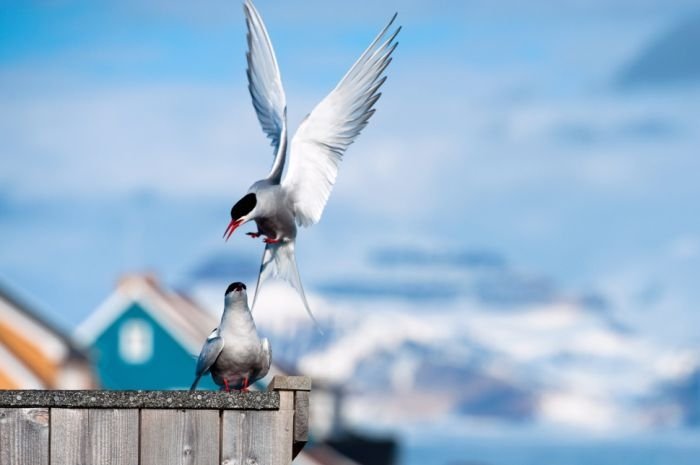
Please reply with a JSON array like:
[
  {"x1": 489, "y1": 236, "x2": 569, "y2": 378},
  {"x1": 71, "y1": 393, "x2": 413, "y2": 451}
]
[
  {"x1": 1, "y1": 378, "x2": 312, "y2": 465},
  {"x1": 278, "y1": 391, "x2": 294, "y2": 412},
  {"x1": 50, "y1": 408, "x2": 138, "y2": 465},
  {"x1": 50, "y1": 409, "x2": 86, "y2": 465},
  {"x1": 221, "y1": 408, "x2": 294, "y2": 465},
  {"x1": 0, "y1": 391, "x2": 278, "y2": 410},
  {"x1": 268, "y1": 378, "x2": 310, "y2": 460},
  {"x1": 0, "y1": 408, "x2": 49, "y2": 465},
  {"x1": 140, "y1": 409, "x2": 219, "y2": 465},
  {"x1": 293, "y1": 391, "x2": 309, "y2": 443},
  {"x1": 267, "y1": 376, "x2": 311, "y2": 392},
  {"x1": 88, "y1": 409, "x2": 139, "y2": 465}
]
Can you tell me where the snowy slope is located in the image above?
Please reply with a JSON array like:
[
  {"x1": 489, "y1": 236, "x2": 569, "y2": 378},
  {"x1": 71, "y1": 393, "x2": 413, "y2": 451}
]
[{"x1": 186, "y1": 247, "x2": 700, "y2": 434}]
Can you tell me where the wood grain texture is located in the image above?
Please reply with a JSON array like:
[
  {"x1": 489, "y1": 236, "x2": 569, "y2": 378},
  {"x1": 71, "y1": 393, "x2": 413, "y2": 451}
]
[
  {"x1": 267, "y1": 376, "x2": 311, "y2": 392},
  {"x1": 278, "y1": 391, "x2": 294, "y2": 412},
  {"x1": 2, "y1": 380, "x2": 312, "y2": 465},
  {"x1": 0, "y1": 408, "x2": 49, "y2": 465},
  {"x1": 140, "y1": 409, "x2": 219, "y2": 465},
  {"x1": 221, "y1": 409, "x2": 293, "y2": 465},
  {"x1": 50, "y1": 408, "x2": 138, "y2": 465},
  {"x1": 293, "y1": 391, "x2": 309, "y2": 444}
]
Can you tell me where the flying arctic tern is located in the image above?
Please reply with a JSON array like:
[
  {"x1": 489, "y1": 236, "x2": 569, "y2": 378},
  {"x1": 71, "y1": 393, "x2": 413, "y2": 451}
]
[
  {"x1": 190, "y1": 282, "x2": 271, "y2": 391},
  {"x1": 224, "y1": 0, "x2": 401, "y2": 326}
]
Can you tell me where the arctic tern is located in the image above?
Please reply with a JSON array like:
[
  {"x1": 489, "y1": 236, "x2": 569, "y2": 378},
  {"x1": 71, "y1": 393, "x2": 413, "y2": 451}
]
[
  {"x1": 224, "y1": 0, "x2": 401, "y2": 325},
  {"x1": 190, "y1": 282, "x2": 271, "y2": 391}
]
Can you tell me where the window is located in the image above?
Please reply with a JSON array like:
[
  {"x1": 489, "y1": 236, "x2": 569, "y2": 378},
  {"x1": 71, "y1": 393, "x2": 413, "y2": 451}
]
[{"x1": 119, "y1": 319, "x2": 153, "y2": 364}]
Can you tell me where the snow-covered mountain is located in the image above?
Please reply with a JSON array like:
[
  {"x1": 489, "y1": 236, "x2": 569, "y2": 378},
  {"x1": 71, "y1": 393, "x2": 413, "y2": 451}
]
[{"x1": 185, "y1": 246, "x2": 700, "y2": 435}]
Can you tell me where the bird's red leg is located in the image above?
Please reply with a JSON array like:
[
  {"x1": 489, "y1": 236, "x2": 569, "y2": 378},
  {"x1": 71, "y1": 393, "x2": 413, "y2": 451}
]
[
  {"x1": 223, "y1": 379, "x2": 230, "y2": 392},
  {"x1": 263, "y1": 237, "x2": 280, "y2": 244},
  {"x1": 242, "y1": 376, "x2": 249, "y2": 392},
  {"x1": 246, "y1": 232, "x2": 260, "y2": 238}
]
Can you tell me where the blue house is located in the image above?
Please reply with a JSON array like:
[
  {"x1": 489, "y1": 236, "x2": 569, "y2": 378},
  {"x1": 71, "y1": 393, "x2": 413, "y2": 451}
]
[{"x1": 75, "y1": 274, "x2": 220, "y2": 390}]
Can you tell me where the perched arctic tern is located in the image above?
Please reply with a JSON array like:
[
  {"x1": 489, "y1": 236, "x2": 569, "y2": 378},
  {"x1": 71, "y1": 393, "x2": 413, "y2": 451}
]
[
  {"x1": 224, "y1": 0, "x2": 401, "y2": 325},
  {"x1": 190, "y1": 282, "x2": 271, "y2": 391}
]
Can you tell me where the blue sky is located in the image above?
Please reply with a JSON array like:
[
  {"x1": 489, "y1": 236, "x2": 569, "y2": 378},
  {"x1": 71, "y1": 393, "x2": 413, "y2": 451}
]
[{"x1": 1, "y1": 0, "x2": 699, "y2": 337}]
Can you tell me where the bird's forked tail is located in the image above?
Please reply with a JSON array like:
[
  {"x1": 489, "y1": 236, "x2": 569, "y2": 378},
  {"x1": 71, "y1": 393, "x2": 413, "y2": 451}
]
[{"x1": 252, "y1": 240, "x2": 323, "y2": 332}]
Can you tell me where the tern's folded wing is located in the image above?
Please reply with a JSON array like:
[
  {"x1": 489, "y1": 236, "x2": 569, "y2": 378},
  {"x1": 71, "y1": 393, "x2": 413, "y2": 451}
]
[{"x1": 194, "y1": 334, "x2": 224, "y2": 378}]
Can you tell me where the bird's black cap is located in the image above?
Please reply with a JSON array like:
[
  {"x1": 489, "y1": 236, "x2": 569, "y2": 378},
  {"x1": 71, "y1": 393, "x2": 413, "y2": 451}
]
[
  {"x1": 225, "y1": 282, "x2": 247, "y2": 295},
  {"x1": 231, "y1": 193, "x2": 257, "y2": 220}
]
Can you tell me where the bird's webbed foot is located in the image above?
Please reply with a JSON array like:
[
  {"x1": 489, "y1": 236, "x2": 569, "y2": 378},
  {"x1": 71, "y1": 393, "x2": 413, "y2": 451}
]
[{"x1": 246, "y1": 232, "x2": 261, "y2": 238}]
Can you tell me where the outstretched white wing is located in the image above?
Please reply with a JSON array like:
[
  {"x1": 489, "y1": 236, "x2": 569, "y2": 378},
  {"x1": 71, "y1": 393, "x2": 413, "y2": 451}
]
[
  {"x1": 244, "y1": 0, "x2": 288, "y2": 182},
  {"x1": 283, "y1": 14, "x2": 400, "y2": 226}
]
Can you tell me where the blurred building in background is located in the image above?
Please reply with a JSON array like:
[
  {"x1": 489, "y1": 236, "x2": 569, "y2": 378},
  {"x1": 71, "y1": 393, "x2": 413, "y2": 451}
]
[
  {"x1": 74, "y1": 273, "x2": 220, "y2": 390},
  {"x1": 0, "y1": 282, "x2": 96, "y2": 389}
]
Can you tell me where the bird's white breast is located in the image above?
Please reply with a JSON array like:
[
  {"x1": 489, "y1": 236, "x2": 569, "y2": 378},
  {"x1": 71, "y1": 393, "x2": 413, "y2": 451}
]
[{"x1": 251, "y1": 184, "x2": 297, "y2": 240}]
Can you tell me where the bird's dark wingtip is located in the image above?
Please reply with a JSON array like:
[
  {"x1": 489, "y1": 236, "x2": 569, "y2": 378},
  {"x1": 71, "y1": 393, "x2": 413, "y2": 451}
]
[{"x1": 190, "y1": 378, "x2": 200, "y2": 392}]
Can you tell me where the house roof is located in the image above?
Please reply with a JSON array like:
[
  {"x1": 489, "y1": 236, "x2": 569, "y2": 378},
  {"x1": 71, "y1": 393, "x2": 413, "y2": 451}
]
[
  {"x1": 75, "y1": 274, "x2": 218, "y2": 354},
  {"x1": 0, "y1": 281, "x2": 93, "y2": 388}
]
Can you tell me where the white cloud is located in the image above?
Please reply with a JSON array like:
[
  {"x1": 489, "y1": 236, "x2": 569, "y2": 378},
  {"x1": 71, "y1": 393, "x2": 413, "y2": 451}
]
[
  {"x1": 0, "y1": 81, "x2": 268, "y2": 198},
  {"x1": 667, "y1": 235, "x2": 700, "y2": 261},
  {"x1": 539, "y1": 391, "x2": 621, "y2": 430}
]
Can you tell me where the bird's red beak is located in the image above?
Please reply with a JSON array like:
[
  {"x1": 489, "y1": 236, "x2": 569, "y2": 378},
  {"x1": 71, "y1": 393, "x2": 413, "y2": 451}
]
[{"x1": 223, "y1": 219, "x2": 243, "y2": 241}]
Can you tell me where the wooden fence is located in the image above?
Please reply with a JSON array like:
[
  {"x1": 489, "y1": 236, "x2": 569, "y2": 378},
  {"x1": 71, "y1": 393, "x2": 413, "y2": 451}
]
[{"x1": 0, "y1": 375, "x2": 310, "y2": 465}]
